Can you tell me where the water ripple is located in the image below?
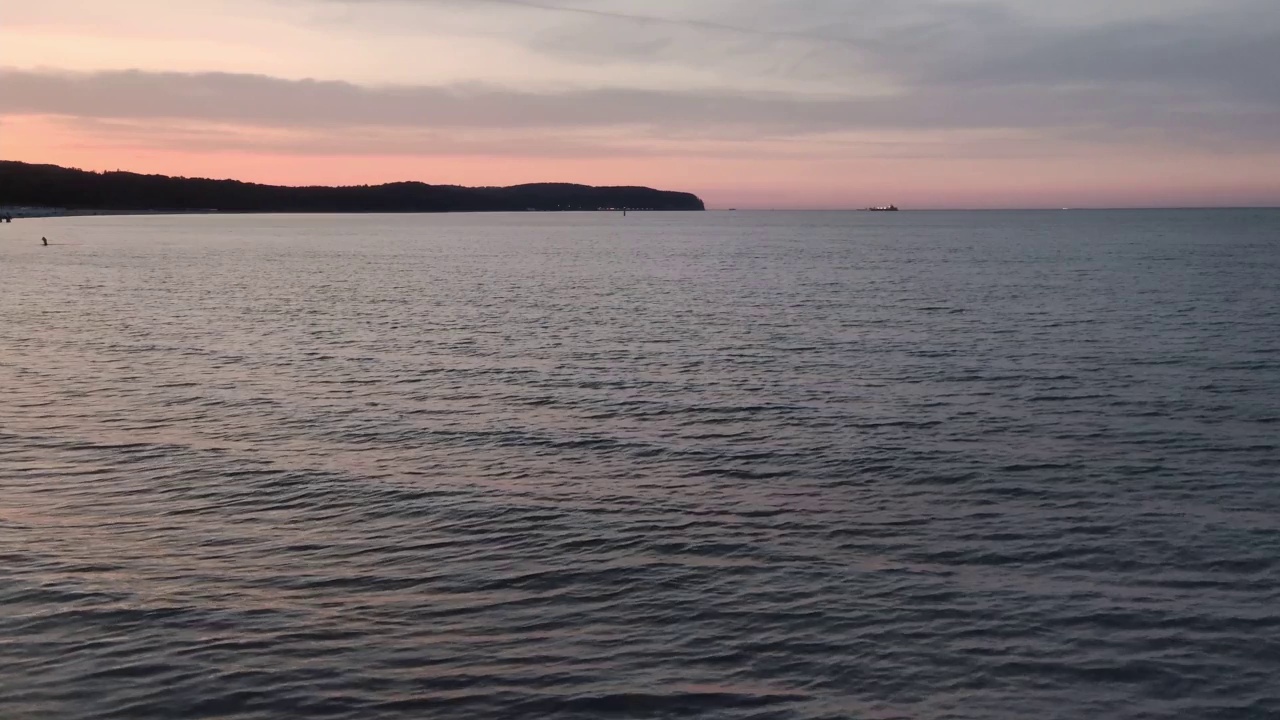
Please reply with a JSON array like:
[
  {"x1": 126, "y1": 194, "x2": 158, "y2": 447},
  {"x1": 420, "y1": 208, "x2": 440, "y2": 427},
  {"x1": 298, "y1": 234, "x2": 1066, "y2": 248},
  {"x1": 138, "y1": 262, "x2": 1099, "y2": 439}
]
[{"x1": 2, "y1": 210, "x2": 1279, "y2": 719}]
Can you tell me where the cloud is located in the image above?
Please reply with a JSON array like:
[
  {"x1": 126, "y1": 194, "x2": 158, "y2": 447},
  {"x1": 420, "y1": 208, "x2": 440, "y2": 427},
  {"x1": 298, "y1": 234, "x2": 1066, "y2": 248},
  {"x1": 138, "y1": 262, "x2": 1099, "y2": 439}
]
[
  {"x1": 2, "y1": 66, "x2": 1276, "y2": 152},
  {"x1": 493, "y1": 0, "x2": 1280, "y2": 100},
  {"x1": 332, "y1": 0, "x2": 1277, "y2": 102},
  {"x1": 2, "y1": 0, "x2": 1278, "y2": 182}
]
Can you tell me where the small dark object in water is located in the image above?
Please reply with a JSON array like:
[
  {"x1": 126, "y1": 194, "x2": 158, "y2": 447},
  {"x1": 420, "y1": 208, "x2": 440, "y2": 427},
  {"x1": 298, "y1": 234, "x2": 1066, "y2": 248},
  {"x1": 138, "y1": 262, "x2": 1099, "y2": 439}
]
[{"x1": 42, "y1": 237, "x2": 48, "y2": 246}]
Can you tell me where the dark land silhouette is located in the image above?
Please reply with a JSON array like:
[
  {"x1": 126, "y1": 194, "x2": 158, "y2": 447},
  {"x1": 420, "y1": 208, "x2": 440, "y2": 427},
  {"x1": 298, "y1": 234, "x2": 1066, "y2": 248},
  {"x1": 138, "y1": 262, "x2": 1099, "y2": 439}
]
[{"x1": 0, "y1": 161, "x2": 706, "y2": 214}]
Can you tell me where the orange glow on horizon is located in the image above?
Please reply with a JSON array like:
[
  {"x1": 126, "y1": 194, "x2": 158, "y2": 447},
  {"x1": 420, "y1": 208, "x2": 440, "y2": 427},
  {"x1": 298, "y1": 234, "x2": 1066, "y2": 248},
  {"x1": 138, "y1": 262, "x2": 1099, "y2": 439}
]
[{"x1": 5, "y1": 115, "x2": 1279, "y2": 210}]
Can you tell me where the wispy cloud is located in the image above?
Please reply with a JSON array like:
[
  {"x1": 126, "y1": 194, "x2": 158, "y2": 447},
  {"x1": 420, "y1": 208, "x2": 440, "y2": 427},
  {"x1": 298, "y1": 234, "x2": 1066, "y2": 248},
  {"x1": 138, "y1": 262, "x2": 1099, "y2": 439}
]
[
  {"x1": 481, "y1": 0, "x2": 1280, "y2": 98},
  {"x1": 2, "y1": 66, "x2": 1276, "y2": 150}
]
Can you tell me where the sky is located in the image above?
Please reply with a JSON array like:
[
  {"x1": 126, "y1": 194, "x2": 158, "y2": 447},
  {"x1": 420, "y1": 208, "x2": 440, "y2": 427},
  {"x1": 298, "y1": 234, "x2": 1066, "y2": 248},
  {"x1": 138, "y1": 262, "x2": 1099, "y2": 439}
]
[{"x1": 2, "y1": 0, "x2": 1278, "y2": 208}]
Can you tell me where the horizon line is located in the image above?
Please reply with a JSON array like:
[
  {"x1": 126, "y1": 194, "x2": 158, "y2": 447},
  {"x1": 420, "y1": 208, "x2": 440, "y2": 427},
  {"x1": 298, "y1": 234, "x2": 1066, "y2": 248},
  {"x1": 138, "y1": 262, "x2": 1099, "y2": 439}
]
[{"x1": 6, "y1": 159, "x2": 1277, "y2": 214}]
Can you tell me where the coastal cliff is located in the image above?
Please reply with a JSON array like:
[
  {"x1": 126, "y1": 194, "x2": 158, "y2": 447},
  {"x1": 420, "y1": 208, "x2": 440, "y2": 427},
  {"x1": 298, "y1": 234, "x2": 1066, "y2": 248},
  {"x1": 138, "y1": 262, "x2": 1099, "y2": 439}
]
[{"x1": 0, "y1": 161, "x2": 706, "y2": 214}]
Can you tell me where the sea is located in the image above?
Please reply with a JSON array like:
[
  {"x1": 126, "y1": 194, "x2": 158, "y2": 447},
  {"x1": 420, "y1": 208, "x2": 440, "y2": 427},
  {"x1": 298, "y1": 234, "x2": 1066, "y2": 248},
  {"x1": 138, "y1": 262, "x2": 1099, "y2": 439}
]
[{"x1": 1, "y1": 210, "x2": 1277, "y2": 720}]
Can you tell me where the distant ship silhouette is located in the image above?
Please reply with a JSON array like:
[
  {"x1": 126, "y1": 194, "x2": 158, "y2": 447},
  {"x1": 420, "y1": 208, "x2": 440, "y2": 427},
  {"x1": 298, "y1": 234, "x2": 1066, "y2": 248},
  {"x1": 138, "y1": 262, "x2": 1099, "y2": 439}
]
[{"x1": 863, "y1": 205, "x2": 899, "y2": 212}]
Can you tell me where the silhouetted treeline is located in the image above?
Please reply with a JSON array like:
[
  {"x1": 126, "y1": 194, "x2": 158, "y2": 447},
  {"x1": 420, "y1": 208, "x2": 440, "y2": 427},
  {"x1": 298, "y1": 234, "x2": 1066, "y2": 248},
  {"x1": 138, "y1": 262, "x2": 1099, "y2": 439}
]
[{"x1": 0, "y1": 161, "x2": 706, "y2": 213}]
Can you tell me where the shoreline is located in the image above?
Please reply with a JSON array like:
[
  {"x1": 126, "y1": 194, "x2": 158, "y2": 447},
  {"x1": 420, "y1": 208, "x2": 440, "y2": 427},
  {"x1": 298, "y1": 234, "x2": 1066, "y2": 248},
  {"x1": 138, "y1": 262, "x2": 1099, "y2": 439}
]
[
  {"x1": 4, "y1": 207, "x2": 1277, "y2": 220},
  {"x1": 1, "y1": 208, "x2": 220, "y2": 220},
  {"x1": 0, "y1": 208, "x2": 706, "y2": 219}
]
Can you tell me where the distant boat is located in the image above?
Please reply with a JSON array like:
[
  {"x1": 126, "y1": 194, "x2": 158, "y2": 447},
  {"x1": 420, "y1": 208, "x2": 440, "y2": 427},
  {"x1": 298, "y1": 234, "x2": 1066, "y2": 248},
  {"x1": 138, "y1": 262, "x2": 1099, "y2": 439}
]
[{"x1": 864, "y1": 205, "x2": 899, "y2": 212}]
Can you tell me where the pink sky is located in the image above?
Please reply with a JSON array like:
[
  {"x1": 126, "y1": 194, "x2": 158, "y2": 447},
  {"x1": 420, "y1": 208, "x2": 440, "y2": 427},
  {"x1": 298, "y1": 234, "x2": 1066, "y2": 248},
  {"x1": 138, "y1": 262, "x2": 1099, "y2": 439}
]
[{"x1": 2, "y1": 0, "x2": 1278, "y2": 209}]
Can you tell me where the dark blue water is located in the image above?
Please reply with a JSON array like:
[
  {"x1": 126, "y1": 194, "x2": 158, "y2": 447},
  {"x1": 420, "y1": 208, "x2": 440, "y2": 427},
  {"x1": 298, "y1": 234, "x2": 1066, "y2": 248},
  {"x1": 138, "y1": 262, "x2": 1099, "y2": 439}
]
[{"x1": 2, "y1": 210, "x2": 1278, "y2": 720}]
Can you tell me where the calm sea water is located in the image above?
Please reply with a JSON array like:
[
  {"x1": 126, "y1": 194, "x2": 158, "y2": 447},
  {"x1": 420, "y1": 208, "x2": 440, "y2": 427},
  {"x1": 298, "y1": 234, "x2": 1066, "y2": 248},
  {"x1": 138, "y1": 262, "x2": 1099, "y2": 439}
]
[{"x1": 2, "y1": 210, "x2": 1278, "y2": 720}]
